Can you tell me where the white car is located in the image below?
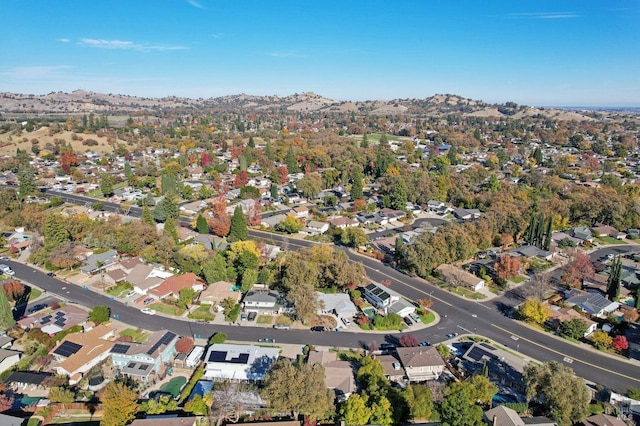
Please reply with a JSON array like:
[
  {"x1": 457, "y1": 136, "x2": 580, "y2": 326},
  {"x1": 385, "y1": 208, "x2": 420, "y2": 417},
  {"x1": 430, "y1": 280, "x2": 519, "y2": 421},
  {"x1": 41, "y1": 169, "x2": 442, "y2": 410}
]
[
  {"x1": 4, "y1": 268, "x2": 15, "y2": 276},
  {"x1": 141, "y1": 308, "x2": 156, "y2": 315}
]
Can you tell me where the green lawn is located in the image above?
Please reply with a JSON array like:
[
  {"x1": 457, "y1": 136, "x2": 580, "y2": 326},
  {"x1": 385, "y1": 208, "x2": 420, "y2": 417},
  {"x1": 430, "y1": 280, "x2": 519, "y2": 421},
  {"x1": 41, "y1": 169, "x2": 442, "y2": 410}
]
[
  {"x1": 149, "y1": 302, "x2": 185, "y2": 316},
  {"x1": 187, "y1": 305, "x2": 214, "y2": 321},
  {"x1": 106, "y1": 282, "x2": 132, "y2": 298},
  {"x1": 119, "y1": 328, "x2": 150, "y2": 343},
  {"x1": 419, "y1": 311, "x2": 436, "y2": 324},
  {"x1": 528, "y1": 257, "x2": 554, "y2": 272},
  {"x1": 27, "y1": 418, "x2": 41, "y2": 426},
  {"x1": 595, "y1": 236, "x2": 627, "y2": 245},
  {"x1": 510, "y1": 275, "x2": 528, "y2": 284},
  {"x1": 28, "y1": 287, "x2": 43, "y2": 301},
  {"x1": 450, "y1": 286, "x2": 486, "y2": 300},
  {"x1": 257, "y1": 315, "x2": 273, "y2": 325},
  {"x1": 275, "y1": 315, "x2": 293, "y2": 325},
  {"x1": 159, "y1": 376, "x2": 187, "y2": 398}
]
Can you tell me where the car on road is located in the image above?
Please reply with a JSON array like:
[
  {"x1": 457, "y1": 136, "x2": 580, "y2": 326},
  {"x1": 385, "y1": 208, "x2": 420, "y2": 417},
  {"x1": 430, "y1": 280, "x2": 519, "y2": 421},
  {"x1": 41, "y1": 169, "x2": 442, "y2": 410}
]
[
  {"x1": 0, "y1": 264, "x2": 11, "y2": 273},
  {"x1": 273, "y1": 324, "x2": 290, "y2": 330},
  {"x1": 418, "y1": 341, "x2": 430, "y2": 346},
  {"x1": 0, "y1": 256, "x2": 9, "y2": 261},
  {"x1": 446, "y1": 333, "x2": 459, "y2": 339},
  {"x1": 28, "y1": 303, "x2": 48, "y2": 313},
  {"x1": 46, "y1": 272, "x2": 56, "y2": 277},
  {"x1": 141, "y1": 308, "x2": 156, "y2": 315},
  {"x1": 310, "y1": 326, "x2": 327, "y2": 332},
  {"x1": 143, "y1": 298, "x2": 154, "y2": 305}
]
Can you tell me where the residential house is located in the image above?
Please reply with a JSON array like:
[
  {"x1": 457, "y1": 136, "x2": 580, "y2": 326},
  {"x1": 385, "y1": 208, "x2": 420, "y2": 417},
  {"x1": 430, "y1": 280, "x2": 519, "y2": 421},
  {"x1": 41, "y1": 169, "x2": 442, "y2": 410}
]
[
  {"x1": 377, "y1": 353, "x2": 405, "y2": 382},
  {"x1": 363, "y1": 282, "x2": 400, "y2": 313},
  {"x1": 52, "y1": 324, "x2": 117, "y2": 385},
  {"x1": 148, "y1": 272, "x2": 205, "y2": 300},
  {"x1": 388, "y1": 298, "x2": 416, "y2": 318},
  {"x1": 435, "y1": 264, "x2": 485, "y2": 291},
  {"x1": 0, "y1": 412, "x2": 26, "y2": 426},
  {"x1": 484, "y1": 405, "x2": 525, "y2": 426},
  {"x1": 125, "y1": 263, "x2": 169, "y2": 295},
  {"x1": 0, "y1": 348, "x2": 21, "y2": 374},
  {"x1": 548, "y1": 306, "x2": 597, "y2": 337},
  {"x1": 452, "y1": 208, "x2": 482, "y2": 221},
  {"x1": 510, "y1": 245, "x2": 554, "y2": 261},
  {"x1": 564, "y1": 289, "x2": 619, "y2": 318},
  {"x1": 626, "y1": 322, "x2": 640, "y2": 361},
  {"x1": 4, "y1": 227, "x2": 33, "y2": 252},
  {"x1": 242, "y1": 290, "x2": 292, "y2": 315},
  {"x1": 180, "y1": 200, "x2": 208, "y2": 215},
  {"x1": 316, "y1": 292, "x2": 357, "y2": 321},
  {"x1": 110, "y1": 330, "x2": 178, "y2": 382},
  {"x1": 260, "y1": 214, "x2": 286, "y2": 229},
  {"x1": 186, "y1": 165, "x2": 204, "y2": 180},
  {"x1": 591, "y1": 225, "x2": 626, "y2": 240},
  {"x1": 81, "y1": 249, "x2": 118, "y2": 275},
  {"x1": 301, "y1": 220, "x2": 329, "y2": 235},
  {"x1": 203, "y1": 343, "x2": 280, "y2": 381},
  {"x1": 569, "y1": 226, "x2": 594, "y2": 243},
  {"x1": 460, "y1": 342, "x2": 525, "y2": 391},
  {"x1": 551, "y1": 231, "x2": 582, "y2": 247},
  {"x1": 396, "y1": 346, "x2": 446, "y2": 381},
  {"x1": 18, "y1": 305, "x2": 88, "y2": 334},
  {"x1": 327, "y1": 216, "x2": 359, "y2": 229},
  {"x1": 198, "y1": 280, "x2": 241, "y2": 309},
  {"x1": 307, "y1": 350, "x2": 356, "y2": 399},
  {"x1": 380, "y1": 208, "x2": 407, "y2": 223},
  {"x1": 261, "y1": 244, "x2": 282, "y2": 262},
  {"x1": 291, "y1": 206, "x2": 309, "y2": 219}
]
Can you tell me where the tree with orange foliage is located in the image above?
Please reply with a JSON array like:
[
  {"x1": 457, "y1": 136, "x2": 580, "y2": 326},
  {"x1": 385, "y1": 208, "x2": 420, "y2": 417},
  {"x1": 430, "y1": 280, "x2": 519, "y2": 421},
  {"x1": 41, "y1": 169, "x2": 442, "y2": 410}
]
[
  {"x1": 176, "y1": 337, "x2": 195, "y2": 354},
  {"x1": 353, "y1": 199, "x2": 366, "y2": 211},
  {"x1": 279, "y1": 165, "x2": 288, "y2": 184},
  {"x1": 247, "y1": 199, "x2": 262, "y2": 226},
  {"x1": 59, "y1": 150, "x2": 79, "y2": 174},
  {"x1": 234, "y1": 170, "x2": 249, "y2": 189},
  {"x1": 494, "y1": 255, "x2": 522, "y2": 282},
  {"x1": 561, "y1": 249, "x2": 594, "y2": 288},
  {"x1": 207, "y1": 195, "x2": 231, "y2": 237}
]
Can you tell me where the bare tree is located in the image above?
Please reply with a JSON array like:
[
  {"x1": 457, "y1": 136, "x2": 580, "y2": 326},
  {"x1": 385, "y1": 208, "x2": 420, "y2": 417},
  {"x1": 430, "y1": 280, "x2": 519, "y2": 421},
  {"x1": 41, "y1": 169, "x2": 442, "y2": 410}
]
[{"x1": 209, "y1": 380, "x2": 255, "y2": 426}]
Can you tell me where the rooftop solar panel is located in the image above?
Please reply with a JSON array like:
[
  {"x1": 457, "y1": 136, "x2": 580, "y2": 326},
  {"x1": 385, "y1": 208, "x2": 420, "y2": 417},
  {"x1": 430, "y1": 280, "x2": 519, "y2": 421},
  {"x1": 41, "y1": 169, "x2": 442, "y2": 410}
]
[
  {"x1": 207, "y1": 350, "x2": 250, "y2": 364},
  {"x1": 54, "y1": 341, "x2": 82, "y2": 358},
  {"x1": 55, "y1": 312, "x2": 65, "y2": 318},
  {"x1": 54, "y1": 319, "x2": 66, "y2": 327},
  {"x1": 111, "y1": 344, "x2": 130, "y2": 354}
]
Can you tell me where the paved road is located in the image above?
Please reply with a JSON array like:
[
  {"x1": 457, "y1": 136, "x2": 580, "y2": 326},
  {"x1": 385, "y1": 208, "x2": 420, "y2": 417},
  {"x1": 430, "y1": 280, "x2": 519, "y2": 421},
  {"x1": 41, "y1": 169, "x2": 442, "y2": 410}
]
[{"x1": 35, "y1": 189, "x2": 640, "y2": 392}]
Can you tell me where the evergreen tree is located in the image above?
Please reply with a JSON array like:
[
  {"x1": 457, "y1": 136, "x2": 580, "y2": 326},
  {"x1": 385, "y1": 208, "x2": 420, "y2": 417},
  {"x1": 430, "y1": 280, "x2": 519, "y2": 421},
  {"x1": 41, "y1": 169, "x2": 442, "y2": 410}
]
[
  {"x1": 18, "y1": 166, "x2": 36, "y2": 198},
  {"x1": 607, "y1": 256, "x2": 622, "y2": 301},
  {"x1": 161, "y1": 173, "x2": 178, "y2": 195},
  {"x1": 394, "y1": 235, "x2": 404, "y2": 262},
  {"x1": 141, "y1": 203, "x2": 155, "y2": 226},
  {"x1": 391, "y1": 179, "x2": 408, "y2": 210},
  {"x1": 248, "y1": 136, "x2": 255, "y2": 148},
  {"x1": 0, "y1": 288, "x2": 15, "y2": 329},
  {"x1": 164, "y1": 217, "x2": 179, "y2": 243},
  {"x1": 532, "y1": 146, "x2": 543, "y2": 164},
  {"x1": 265, "y1": 141, "x2": 275, "y2": 160},
  {"x1": 100, "y1": 173, "x2": 114, "y2": 197},
  {"x1": 361, "y1": 133, "x2": 369, "y2": 148},
  {"x1": 350, "y1": 169, "x2": 364, "y2": 200},
  {"x1": 163, "y1": 193, "x2": 179, "y2": 220},
  {"x1": 124, "y1": 162, "x2": 132, "y2": 178},
  {"x1": 543, "y1": 216, "x2": 553, "y2": 251},
  {"x1": 229, "y1": 205, "x2": 248, "y2": 242},
  {"x1": 270, "y1": 183, "x2": 278, "y2": 199},
  {"x1": 239, "y1": 156, "x2": 248, "y2": 171},
  {"x1": 285, "y1": 147, "x2": 299, "y2": 173},
  {"x1": 380, "y1": 133, "x2": 389, "y2": 146},
  {"x1": 196, "y1": 214, "x2": 209, "y2": 234}
]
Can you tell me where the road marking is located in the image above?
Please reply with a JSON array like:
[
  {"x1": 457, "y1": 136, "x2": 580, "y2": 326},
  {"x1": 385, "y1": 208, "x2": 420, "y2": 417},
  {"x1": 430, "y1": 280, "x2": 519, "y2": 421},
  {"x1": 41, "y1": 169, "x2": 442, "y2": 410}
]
[
  {"x1": 491, "y1": 324, "x2": 640, "y2": 384},
  {"x1": 563, "y1": 357, "x2": 573, "y2": 364}
]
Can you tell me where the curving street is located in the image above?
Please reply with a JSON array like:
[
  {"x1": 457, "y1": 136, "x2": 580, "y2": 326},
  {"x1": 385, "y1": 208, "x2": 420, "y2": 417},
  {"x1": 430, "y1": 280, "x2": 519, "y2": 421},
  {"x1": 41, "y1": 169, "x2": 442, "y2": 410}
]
[{"x1": 24, "y1": 189, "x2": 640, "y2": 393}]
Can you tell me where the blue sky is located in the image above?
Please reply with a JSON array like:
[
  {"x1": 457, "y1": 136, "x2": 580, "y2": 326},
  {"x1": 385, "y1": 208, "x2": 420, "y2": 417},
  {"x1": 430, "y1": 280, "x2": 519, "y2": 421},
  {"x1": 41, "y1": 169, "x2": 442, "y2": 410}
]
[{"x1": 1, "y1": 0, "x2": 638, "y2": 106}]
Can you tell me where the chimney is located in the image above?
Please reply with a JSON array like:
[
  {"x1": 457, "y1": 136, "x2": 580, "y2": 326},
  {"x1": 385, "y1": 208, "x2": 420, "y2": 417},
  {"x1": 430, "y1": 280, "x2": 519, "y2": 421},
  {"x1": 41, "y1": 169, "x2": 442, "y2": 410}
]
[{"x1": 493, "y1": 415, "x2": 497, "y2": 426}]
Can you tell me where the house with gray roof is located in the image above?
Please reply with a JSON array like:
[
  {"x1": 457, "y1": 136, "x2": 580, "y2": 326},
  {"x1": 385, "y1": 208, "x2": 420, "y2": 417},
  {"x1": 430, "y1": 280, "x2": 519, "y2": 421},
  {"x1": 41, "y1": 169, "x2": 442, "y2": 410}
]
[
  {"x1": 564, "y1": 289, "x2": 619, "y2": 317},
  {"x1": 242, "y1": 290, "x2": 293, "y2": 315},
  {"x1": 316, "y1": 292, "x2": 357, "y2": 320},
  {"x1": 260, "y1": 214, "x2": 286, "y2": 229},
  {"x1": 81, "y1": 249, "x2": 118, "y2": 275}
]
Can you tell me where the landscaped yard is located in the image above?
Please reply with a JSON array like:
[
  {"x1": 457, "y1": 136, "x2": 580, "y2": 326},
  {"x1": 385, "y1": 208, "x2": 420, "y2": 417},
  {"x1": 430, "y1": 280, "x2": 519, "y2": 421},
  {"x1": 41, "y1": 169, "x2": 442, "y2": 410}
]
[
  {"x1": 106, "y1": 282, "x2": 132, "y2": 298},
  {"x1": 528, "y1": 257, "x2": 554, "y2": 272},
  {"x1": 256, "y1": 315, "x2": 273, "y2": 325},
  {"x1": 149, "y1": 302, "x2": 185, "y2": 316},
  {"x1": 188, "y1": 305, "x2": 214, "y2": 321},
  {"x1": 119, "y1": 328, "x2": 150, "y2": 343},
  {"x1": 450, "y1": 286, "x2": 486, "y2": 300},
  {"x1": 28, "y1": 287, "x2": 42, "y2": 301},
  {"x1": 510, "y1": 275, "x2": 528, "y2": 284},
  {"x1": 160, "y1": 376, "x2": 187, "y2": 398},
  {"x1": 275, "y1": 314, "x2": 293, "y2": 325},
  {"x1": 595, "y1": 236, "x2": 627, "y2": 245},
  {"x1": 419, "y1": 310, "x2": 436, "y2": 324}
]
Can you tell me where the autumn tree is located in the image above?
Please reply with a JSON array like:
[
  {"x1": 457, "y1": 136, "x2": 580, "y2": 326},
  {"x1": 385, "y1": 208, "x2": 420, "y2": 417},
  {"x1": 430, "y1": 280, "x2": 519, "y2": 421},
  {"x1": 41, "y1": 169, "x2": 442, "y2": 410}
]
[
  {"x1": 612, "y1": 335, "x2": 629, "y2": 351},
  {"x1": 399, "y1": 334, "x2": 419, "y2": 347},
  {"x1": 494, "y1": 255, "x2": 522, "y2": 282},
  {"x1": 262, "y1": 359, "x2": 334, "y2": 420},
  {"x1": 518, "y1": 298, "x2": 551, "y2": 324},
  {"x1": 100, "y1": 381, "x2": 139, "y2": 426},
  {"x1": 175, "y1": 337, "x2": 195, "y2": 354},
  {"x1": 340, "y1": 394, "x2": 370, "y2": 425},
  {"x1": 207, "y1": 194, "x2": 231, "y2": 237},
  {"x1": 49, "y1": 386, "x2": 74, "y2": 403},
  {"x1": 59, "y1": 150, "x2": 79, "y2": 175},
  {"x1": 278, "y1": 215, "x2": 303, "y2": 234},
  {"x1": 3, "y1": 280, "x2": 25, "y2": 302},
  {"x1": 561, "y1": 249, "x2": 594, "y2": 288},
  {"x1": 523, "y1": 361, "x2": 590, "y2": 426},
  {"x1": 296, "y1": 172, "x2": 323, "y2": 199},
  {"x1": 0, "y1": 392, "x2": 14, "y2": 412},
  {"x1": 591, "y1": 330, "x2": 612, "y2": 349}
]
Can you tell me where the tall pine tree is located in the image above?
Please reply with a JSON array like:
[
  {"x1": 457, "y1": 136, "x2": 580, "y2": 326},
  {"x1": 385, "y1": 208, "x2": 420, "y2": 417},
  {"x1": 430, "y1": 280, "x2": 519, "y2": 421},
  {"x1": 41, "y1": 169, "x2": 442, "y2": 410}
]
[
  {"x1": 229, "y1": 205, "x2": 248, "y2": 242},
  {"x1": 607, "y1": 256, "x2": 622, "y2": 301},
  {"x1": 142, "y1": 203, "x2": 155, "y2": 226},
  {"x1": 196, "y1": 214, "x2": 209, "y2": 234}
]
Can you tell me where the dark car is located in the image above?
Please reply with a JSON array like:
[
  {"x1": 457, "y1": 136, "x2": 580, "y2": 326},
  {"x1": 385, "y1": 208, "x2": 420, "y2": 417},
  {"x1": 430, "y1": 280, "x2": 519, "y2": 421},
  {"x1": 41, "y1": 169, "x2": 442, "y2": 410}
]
[
  {"x1": 403, "y1": 316, "x2": 414, "y2": 326},
  {"x1": 247, "y1": 311, "x2": 257, "y2": 321},
  {"x1": 310, "y1": 326, "x2": 326, "y2": 332},
  {"x1": 379, "y1": 343, "x2": 397, "y2": 351},
  {"x1": 46, "y1": 272, "x2": 56, "y2": 277},
  {"x1": 28, "y1": 303, "x2": 48, "y2": 313}
]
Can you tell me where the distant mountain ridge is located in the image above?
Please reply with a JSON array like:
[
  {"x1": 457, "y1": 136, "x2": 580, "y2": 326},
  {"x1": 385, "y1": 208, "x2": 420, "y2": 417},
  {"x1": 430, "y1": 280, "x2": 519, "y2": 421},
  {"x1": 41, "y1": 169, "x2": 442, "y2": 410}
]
[{"x1": 0, "y1": 90, "x2": 594, "y2": 121}]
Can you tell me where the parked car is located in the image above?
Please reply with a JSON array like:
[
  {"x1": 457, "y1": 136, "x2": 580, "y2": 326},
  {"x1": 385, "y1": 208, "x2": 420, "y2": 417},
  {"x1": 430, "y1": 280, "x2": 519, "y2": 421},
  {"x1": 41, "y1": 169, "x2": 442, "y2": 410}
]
[
  {"x1": 341, "y1": 317, "x2": 351, "y2": 326},
  {"x1": 126, "y1": 290, "x2": 137, "y2": 298},
  {"x1": 4, "y1": 268, "x2": 15, "y2": 276},
  {"x1": 273, "y1": 324, "x2": 290, "y2": 330},
  {"x1": 419, "y1": 341, "x2": 430, "y2": 346},
  {"x1": 143, "y1": 298, "x2": 154, "y2": 305},
  {"x1": 46, "y1": 272, "x2": 56, "y2": 277},
  {"x1": 28, "y1": 303, "x2": 48, "y2": 313},
  {"x1": 141, "y1": 308, "x2": 156, "y2": 315},
  {"x1": 379, "y1": 343, "x2": 397, "y2": 351},
  {"x1": 403, "y1": 316, "x2": 414, "y2": 326},
  {"x1": 0, "y1": 256, "x2": 9, "y2": 261},
  {"x1": 240, "y1": 313, "x2": 248, "y2": 321},
  {"x1": 409, "y1": 313, "x2": 421, "y2": 323},
  {"x1": 247, "y1": 311, "x2": 257, "y2": 321},
  {"x1": 310, "y1": 326, "x2": 327, "y2": 332}
]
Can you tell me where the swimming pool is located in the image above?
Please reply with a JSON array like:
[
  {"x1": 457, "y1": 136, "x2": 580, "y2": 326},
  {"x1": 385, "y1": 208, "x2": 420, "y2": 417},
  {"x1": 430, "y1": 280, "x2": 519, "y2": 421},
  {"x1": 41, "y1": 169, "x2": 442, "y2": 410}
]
[{"x1": 492, "y1": 393, "x2": 519, "y2": 406}]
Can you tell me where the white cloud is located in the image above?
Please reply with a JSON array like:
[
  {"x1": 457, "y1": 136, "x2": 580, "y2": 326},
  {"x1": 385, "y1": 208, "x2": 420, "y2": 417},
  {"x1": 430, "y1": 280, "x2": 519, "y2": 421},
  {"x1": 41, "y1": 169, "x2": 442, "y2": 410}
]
[
  {"x1": 187, "y1": 0, "x2": 204, "y2": 9},
  {"x1": 507, "y1": 12, "x2": 580, "y2": 19},
  {"x1": 58, "y1": 38, "x2": 70, "y2": 43},
  {"x1": 266, "y1": 51, "x2": 307, "y2": 58},
  {"x1": 211, "y1": 33, "x2": 223, "y2": 39},
  {"x1": 78, "y1": 38, "x2": 189, "y2": 52}
]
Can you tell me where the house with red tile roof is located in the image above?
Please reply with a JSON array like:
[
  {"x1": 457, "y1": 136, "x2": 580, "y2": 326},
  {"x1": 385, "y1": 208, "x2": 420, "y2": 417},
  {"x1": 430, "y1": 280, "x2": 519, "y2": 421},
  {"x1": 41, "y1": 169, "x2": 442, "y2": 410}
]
[{"x1": 148, "y1": 273, "x2": 205, "y2": 299}]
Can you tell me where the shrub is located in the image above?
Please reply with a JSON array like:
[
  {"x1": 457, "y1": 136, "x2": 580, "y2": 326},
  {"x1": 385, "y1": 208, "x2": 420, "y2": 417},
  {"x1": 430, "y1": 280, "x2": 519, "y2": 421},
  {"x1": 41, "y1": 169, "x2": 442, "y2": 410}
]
[{"x1": 209, "y1": 332, "x2": 227, "y2": 344}]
